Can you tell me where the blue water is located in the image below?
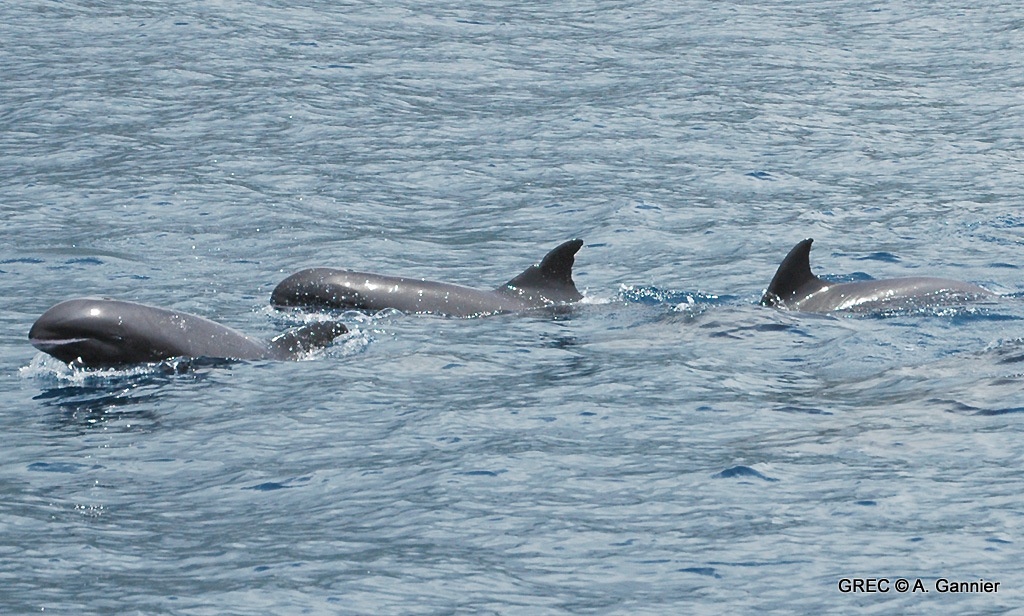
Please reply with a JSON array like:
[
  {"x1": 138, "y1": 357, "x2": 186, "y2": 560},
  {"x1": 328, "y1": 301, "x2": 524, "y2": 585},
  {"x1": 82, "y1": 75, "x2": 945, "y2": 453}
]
[{"x1": 3, "y1": 1, "x2": 1024, "y2": 613}]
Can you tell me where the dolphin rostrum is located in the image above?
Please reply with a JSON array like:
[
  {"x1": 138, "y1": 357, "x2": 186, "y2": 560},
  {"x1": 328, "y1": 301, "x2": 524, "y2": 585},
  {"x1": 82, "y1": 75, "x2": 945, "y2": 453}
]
[
  {"x1": 271, "y1": 239, "x2": 585, "y2": 317},
  {"x1": 29, "y1": 298, "x2": 348, "y2": 368},
  {"x1": 760, "y1": 238, "x2": 995, "y2": 313}
]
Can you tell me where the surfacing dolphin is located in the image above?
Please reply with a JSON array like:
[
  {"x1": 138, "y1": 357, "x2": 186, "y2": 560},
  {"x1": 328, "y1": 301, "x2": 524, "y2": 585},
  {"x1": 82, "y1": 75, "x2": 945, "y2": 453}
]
[
  {"x1": 29, "y1": 298, "x2": 348, "y2": 368},
  {"x1": 760, "y1": 238, "x2": 995, "y2": 313},
  {"x1": 271, "y1": 239, "x2": 585, "y2": 317}
]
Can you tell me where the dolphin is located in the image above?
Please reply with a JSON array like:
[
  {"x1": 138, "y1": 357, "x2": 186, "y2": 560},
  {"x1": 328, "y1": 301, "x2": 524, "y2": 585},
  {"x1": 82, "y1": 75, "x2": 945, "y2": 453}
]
[
  {"x1": 760, "y1": 238, "x2": 995, "y2": 313},
  {"x1": 29, "y1": 298, "x2": 348, "y2": 368},
  {"x1": 271, "y1": 239, "x2": 585, "y2": 317}
]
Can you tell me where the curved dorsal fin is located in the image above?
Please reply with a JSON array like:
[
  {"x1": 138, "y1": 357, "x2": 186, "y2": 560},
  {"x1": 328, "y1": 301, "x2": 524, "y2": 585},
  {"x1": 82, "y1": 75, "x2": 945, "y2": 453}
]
[
  {"x1": 499, "y1": 239, "x2": 584, "y2": 303},
  {"x1": 760, "y1": 238, "x2": 825, "y2": 307}
]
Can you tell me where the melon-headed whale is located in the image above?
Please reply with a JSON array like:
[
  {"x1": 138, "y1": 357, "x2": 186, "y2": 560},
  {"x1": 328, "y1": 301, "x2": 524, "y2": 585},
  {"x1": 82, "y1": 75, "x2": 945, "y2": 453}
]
[
  {"x1": 760, "y1": 238, "x2": 995, "y2": 313},
  {"x1": 271, "y1": 239, "x2": 585, "y2": 317},
  {"x1": 29, "y1": 298, "x2": 348, "y2": 368}
]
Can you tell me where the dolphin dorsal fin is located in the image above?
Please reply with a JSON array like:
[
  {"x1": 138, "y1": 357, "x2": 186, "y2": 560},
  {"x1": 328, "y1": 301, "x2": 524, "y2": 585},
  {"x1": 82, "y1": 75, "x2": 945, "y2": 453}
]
[
  {"x1": 760, "y1": 238, "x2": 825, "y2": 307},
  {"x1": 499, "y1": 239, "x2": 584, "y2": 303},
  {"x1": 267, "y1": 321, "x2": 348, "y2": 358}
]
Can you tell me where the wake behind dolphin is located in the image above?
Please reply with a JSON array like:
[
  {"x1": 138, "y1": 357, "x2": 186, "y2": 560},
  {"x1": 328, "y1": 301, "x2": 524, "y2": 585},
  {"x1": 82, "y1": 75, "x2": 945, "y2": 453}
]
[
  {"x1": 30, "y1": 298, "x2": 348, "y2": 368},
  {"x1": 760, "y1": 238, "x2": 996, "y2": 313},
  {"x1": 271, "y1": 239, "x2": 585, "y2": 317}
]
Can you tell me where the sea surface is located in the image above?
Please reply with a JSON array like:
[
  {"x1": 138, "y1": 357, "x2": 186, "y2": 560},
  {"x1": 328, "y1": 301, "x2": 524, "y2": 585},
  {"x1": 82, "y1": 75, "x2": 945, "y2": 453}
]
[{"x1": 3, "y1": 1, "x2": 1024, "y2": 614}]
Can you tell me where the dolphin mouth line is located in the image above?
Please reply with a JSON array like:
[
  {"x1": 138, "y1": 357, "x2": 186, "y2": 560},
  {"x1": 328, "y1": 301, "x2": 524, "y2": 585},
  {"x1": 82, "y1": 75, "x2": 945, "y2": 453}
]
[{"x1": 30, "y1": 337, "x2": 91, "y2": 350}]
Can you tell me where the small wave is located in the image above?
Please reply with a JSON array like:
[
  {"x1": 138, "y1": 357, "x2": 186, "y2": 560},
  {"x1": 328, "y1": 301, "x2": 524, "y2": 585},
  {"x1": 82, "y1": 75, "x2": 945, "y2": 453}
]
[
  {"x1": 617, "y1": 284, "x2": 721, "y2": 307},
  {"x1": 19, "y1": 353, "x2": 191, "y2": 385},
  {"x1": 851, "y1": 252, "x2": 901, "y2": 263},
  {"x1": 973, "y1": 407, "x2": 1024, "y2": 416},
  {"x1": 578, "y1": 292, "x2": 615, "y2": 306},
  {"x1": 713, "y1": 465, "x2": 779, "y2": 482},
  {"x1": 678, "y1": 567, "x2": 722, "y2": 578},
  {"x1": 245, "y1": 482, "x2": 291, "y2": 491},
  {"x1": 27, "y1": 461, "x2": 97, "y2": 473}
]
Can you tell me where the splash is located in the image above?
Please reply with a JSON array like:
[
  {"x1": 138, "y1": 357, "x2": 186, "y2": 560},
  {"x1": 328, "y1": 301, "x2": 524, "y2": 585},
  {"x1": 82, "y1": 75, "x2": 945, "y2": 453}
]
[{"x1": 18, "y1": 353, "x2": 188, "y2": 385}]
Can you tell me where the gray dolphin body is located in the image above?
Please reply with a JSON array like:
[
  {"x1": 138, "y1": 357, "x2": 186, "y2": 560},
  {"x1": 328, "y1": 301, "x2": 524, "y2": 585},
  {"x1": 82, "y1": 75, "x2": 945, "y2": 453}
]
[
  {"x1": 29, "y1": 298, "x2": 348, "y2": 368},
  {"x1": 760, "y1": 239, "x2": 995, "y2": 313},
  {"x1": 271, "y1": 239, "x2": 585, "y2": 317}
]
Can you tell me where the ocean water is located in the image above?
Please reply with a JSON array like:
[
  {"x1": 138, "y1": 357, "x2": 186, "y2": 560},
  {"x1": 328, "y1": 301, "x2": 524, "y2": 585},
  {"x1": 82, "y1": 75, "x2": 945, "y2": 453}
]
[{"x1": 3, "y1": 1, "x2": 1024, "y2": 614}]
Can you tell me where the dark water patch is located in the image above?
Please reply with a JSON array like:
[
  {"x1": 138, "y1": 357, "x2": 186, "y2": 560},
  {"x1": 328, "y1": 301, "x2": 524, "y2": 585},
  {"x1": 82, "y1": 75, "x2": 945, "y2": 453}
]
[
  {"x1": 245, "y1": 482, "x2": 291, "y2": 491},
  {"x1": 713, "y1": 466, "x2": 779, "y2": 482},
  {"x1": 678, "y1": 567, "x2": 722, "y2": 578},
  {"x1": 993, "y1": 215, "x2": 1024, "y2": 228},
  {"x1": 992, "y1": 347, "x2": 1024, "y2": 364},
  {"x1": 34, "y1": 383, "x2": 166, "y2": 417},
  {"x1": 852, "y1": 252, "x2": 901, "y2": 263},
  {"x1": 457, "y1": 470, "x2": 505, "y2": 477},
  {"x1": 48, "y1": 401, "x2": 163, "y2": 433},
  {"x1": 821, "y1": 273, "x2": 874, "y2": 284},
  {"x1": 28, "y1": 462, "x2": 97, "y2": 473},
  {"x1": 25, "y1": 358, "x2": 232, "y2": 432},
  {"x1": 772, "y1": 405, "x2": 832, "y2": 416},
  {"x1": 973, "y1": 407, "x2": 1024, "y2": 416},
  {"x1": 705, "y1": 320, "x2": 811, "y2": 340},
  {"x1": 707, "y1": 559, "x2": 808, "y2": 568},
  {"x1": 948, "y1": 310, "x2": 1020, "y2": 325},
  {"x1": 931, "y1": 399, "x2": 982, "y2": 414},
  {"x1": 746, "y1": 171, "x2": 773, "y2": 180},
  {"x1": 754, "y1": 323, "x2": 797, "y2": 333},
  {"x1": 244, "y1": 476, "x2": 312, "y2": 491}
]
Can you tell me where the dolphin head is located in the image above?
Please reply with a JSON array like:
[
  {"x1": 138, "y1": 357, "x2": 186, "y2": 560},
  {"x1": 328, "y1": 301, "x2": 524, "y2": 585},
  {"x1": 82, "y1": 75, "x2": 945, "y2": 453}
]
[{"x1": 28, "y1": 299, "x2": 175, "y2": 366}]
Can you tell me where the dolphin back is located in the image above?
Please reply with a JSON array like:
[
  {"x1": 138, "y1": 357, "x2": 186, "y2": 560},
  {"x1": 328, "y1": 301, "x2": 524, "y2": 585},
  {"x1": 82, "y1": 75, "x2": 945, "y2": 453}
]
[
  {"x1": 271, "y1": 239, "x2": 585, "y2": 316},
  {"x1": 498, "y1": 239, "x2": 584, "y2": 304},
  {"x1": 759, "y1": 239, "x2": 996, "y2": 313}
]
